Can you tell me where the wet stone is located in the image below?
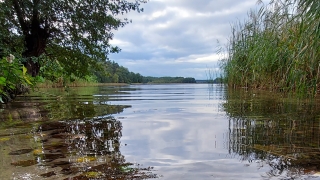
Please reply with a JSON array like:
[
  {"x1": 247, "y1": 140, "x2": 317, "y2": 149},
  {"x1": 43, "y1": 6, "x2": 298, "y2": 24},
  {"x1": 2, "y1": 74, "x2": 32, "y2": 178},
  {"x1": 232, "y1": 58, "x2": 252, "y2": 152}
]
[
  {"x1": 63, "y1": 175, "x2": 89, "y2": 180},
  {"x1": 53, "y1": 161, "x2": 71, "y2": 166},
  {"x1": 11, "y1": 159, "x2": 37, "y2": 167},
  {"x1": 61, "y1": 166, "x2": 82, "y2": 175},
  {"x1": 61, "y1": 167, "x2": 73, "y2": 175},
  {"x1": 40, "y1": 171, "x2": 56, "y2": 178},
  {"x1": 39, "y1": 122, "x2": 66, "y2": 131},
  {"x1": 51, "y1": 133, "x2": 69, "y2": 139},
  {"x1": 42, "y1": 153, "x2": 66, "y2": 162},
  {"x1": 49, "y1": 148, "x2": 63, "y2": 153},
  {"x1": 44, "y1": 143, "x2": 68, "y2": 152},
  {"x1": 8, "y1": 148, "x2": 33, "y2": 155}
]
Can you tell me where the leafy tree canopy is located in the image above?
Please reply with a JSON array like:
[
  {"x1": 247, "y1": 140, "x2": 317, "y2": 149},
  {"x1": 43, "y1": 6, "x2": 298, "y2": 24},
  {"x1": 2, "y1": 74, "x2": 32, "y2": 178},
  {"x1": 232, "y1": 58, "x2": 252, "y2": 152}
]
[{"x1": 0, "y1": 0, "x2": 146, "y2": 76}]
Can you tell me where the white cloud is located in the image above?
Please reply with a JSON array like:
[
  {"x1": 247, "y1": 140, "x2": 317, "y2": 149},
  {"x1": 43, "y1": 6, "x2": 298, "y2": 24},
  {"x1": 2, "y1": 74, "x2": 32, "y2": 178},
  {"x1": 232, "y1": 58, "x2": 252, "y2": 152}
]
[
  {"x1": 175, "y1": 54, "x2": 220, "y2": 63},
  {"x1": 109, "y1": 0, "x2": 269, "y2": 79}
]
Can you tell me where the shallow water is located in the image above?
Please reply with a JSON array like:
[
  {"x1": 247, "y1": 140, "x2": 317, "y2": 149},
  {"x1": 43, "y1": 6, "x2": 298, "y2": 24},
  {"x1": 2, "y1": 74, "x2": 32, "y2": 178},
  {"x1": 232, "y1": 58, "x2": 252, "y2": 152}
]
[{"x1": 1, "y1": 84, "x2": 320, "y2": 179}]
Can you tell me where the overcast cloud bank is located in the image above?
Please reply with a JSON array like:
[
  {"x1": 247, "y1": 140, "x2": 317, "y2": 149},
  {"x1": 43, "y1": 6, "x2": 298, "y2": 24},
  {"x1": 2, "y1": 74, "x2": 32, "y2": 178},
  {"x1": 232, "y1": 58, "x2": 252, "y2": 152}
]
[{"x1": 110, "y1": 0, "x2": 268, "y2": 80}]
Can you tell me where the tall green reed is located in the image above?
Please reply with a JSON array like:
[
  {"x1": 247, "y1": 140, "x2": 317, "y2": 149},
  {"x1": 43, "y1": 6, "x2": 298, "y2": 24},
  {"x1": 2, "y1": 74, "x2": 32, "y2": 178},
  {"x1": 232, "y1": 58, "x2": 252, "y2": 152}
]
[{"x1": 221, "y1": 0, "x2": 320, "y2": 96}]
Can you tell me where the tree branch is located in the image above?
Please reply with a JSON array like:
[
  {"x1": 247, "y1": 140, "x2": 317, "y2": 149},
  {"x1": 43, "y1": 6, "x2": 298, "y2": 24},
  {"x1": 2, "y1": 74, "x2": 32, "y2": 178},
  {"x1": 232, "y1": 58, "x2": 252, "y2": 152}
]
[{"x1": 11, "y1": 0, "x2": 28, "y2": 35}]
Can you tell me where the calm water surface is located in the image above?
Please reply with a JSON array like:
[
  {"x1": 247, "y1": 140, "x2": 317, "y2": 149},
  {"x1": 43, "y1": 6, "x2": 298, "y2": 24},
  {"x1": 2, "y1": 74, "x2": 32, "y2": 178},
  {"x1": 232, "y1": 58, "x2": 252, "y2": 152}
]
[{"x1": 0, "y1": 84, "x2": 320, "y2": 180}]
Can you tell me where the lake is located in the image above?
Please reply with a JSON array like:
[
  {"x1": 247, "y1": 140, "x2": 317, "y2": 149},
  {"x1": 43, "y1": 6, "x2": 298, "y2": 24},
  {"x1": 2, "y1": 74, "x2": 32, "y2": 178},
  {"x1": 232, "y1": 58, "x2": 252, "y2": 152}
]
[{"x1": 0, "y1": 84, "x2": 320, "y2": 179}]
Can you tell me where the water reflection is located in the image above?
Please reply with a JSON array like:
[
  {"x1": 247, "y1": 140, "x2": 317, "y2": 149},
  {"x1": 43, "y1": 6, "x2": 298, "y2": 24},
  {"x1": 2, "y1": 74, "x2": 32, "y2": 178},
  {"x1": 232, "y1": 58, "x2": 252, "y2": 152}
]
[
  {"x1": 0, "y1": 86, "x2": 156, "y2": 179},
  {"x1": 3, "y1": 84, "x2": 320, "y2": 179},
  {"x1": 0, "y1": 86, "x2": 132, "y2": 122},
  {"x1": 224, "y1": 88, "x2": 320, "y2": 178}
]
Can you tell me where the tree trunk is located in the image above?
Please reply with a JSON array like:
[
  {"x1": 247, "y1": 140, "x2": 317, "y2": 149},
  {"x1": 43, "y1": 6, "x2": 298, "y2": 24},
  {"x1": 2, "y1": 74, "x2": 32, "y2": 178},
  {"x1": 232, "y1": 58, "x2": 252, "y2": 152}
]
[
  {"x1": 23, "y1": 59, "x2": 40, "y2": 77},
  {"x1": 22, "y1": 23, "x2": 48, "y2": 77}
]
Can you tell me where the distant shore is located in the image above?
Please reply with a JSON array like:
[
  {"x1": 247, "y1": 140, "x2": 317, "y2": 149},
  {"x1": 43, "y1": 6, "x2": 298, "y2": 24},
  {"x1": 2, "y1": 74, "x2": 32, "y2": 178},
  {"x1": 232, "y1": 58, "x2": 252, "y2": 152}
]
[{"x1": 35, "y1": 80, "x2": 224, "y2": 88}]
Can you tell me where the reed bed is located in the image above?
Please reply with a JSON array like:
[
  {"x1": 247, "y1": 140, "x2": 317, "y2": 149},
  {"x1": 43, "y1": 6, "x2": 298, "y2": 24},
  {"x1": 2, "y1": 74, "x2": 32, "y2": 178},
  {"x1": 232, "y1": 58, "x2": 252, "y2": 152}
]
[{"x1": 221, "y1": 0, "x2": 320, "y2": 96}]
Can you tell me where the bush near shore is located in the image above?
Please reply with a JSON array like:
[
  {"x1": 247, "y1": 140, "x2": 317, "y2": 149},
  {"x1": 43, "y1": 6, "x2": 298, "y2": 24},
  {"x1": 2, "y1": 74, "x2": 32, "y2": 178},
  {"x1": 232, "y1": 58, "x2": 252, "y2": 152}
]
[{"x1": 0, "y1": 57, "x2": 33, "y2": 103}]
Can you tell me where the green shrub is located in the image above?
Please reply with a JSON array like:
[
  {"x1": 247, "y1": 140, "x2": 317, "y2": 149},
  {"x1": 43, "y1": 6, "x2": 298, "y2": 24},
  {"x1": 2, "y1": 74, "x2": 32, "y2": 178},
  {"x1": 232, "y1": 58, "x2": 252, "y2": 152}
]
[{"x1": 0, "y1": 57, "x2": 34, "y2": 103}]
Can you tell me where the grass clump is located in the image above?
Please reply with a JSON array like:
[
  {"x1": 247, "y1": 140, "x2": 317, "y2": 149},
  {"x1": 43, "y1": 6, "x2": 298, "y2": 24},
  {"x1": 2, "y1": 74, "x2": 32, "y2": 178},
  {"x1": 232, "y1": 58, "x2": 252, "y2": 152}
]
[{"x1": 221, "y1": 0, "x2": 320, "y2": 97}]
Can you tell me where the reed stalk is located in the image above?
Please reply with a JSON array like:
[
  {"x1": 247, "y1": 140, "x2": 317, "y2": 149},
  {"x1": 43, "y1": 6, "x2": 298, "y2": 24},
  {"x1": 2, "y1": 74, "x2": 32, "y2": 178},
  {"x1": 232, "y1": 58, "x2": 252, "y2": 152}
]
[{"x1": 221, "y1": 0, "x2": 320, "y2": 96}]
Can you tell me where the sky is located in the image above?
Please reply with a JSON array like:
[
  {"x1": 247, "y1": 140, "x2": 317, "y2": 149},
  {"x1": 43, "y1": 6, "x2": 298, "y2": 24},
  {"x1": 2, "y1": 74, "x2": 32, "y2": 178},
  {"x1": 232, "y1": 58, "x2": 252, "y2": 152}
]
[{"x1": 109, "y1": 0, "x2": 268, "y2": 80}]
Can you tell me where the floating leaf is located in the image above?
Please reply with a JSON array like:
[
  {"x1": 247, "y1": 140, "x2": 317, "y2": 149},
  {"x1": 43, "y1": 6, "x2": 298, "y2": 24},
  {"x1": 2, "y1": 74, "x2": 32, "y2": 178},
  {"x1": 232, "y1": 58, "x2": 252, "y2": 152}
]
[
  {"x1": 0, "y1": 137, "x2": 10, "y2": 142},
  {"x1": 84, "y1": 171, "x2": 102, "y2": 178},
  {"x1": 76, "y1": 156, "x2": 97, "y2": 163},
  {"x1": 33, "y1": 149, "x2": 43, "y2": 155}
]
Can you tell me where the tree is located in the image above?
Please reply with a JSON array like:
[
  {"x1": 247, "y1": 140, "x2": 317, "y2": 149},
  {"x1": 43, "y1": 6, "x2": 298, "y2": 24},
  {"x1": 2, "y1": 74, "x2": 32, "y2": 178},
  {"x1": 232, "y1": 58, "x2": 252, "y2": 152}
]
[
  {"x1": 0, "y1": 0, "x2": 146, "y2": 77},
  {"x1": 112, "y1": 74, "x2": 119, "y2": 83}
]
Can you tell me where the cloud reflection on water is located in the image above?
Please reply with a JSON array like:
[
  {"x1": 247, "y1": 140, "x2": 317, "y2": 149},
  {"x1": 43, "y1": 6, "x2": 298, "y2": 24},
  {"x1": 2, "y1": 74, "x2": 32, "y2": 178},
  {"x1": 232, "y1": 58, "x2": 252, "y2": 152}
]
[{"x1": 110, "y1": 84, "x2": 273, "y2": 179}]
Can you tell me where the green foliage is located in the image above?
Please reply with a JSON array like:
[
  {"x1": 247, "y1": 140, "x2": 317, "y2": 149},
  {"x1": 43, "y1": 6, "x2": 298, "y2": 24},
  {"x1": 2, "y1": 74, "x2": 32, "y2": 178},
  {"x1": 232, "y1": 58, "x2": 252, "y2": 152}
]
[
  {"x1": 37, "y1": 58, "x2": 145, "y2": 86},
  {"x1": 0, "y1": 57, "x2": 34, "y2": 103},
  {"x1": 37, "y1": 53, "x2": 100, "y2": 86},
  {"x1": 93, "y1": 61, "x2": 143, "y2": 83},
  {"x1": 0, "y1": 0, "x2": 146, "y2": 76},
  {"x1": 221, "y1": 0, "x2": 320, "y2": 96},
  {"x1": 0, "y1": 5, "x2": 24, "y2": 59},
  {"x1": 45, "y1": 45, "x2": 106, "y2": 80}
]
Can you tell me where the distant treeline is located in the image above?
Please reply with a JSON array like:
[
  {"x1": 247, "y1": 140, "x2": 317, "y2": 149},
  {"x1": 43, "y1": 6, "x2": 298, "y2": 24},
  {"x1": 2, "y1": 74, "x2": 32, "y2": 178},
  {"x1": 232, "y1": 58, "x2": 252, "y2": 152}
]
[
  {"x1": 93, "y1": 61, "x2": 143, "y2": 83},
  {"x1": 142, "y1": 76, "x2": 196, "y2": 83},
  {"x1": 93, "y1": 61, "x2": 196, "y2": 84},
  {"x1": 197, "y1": 77, "x2": 224, "y2": 84}
]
